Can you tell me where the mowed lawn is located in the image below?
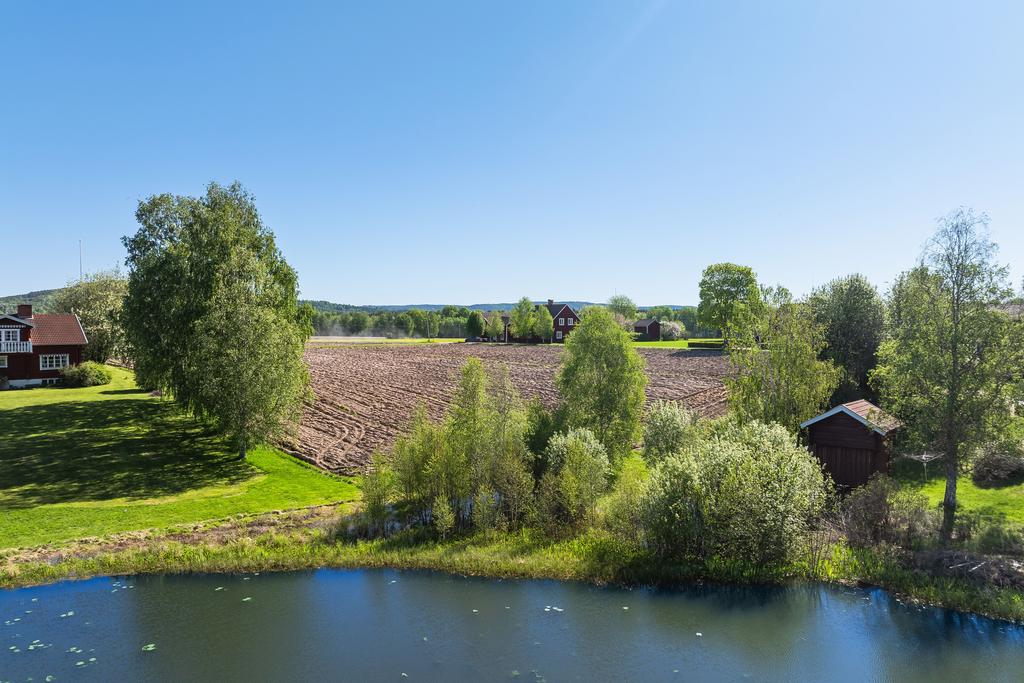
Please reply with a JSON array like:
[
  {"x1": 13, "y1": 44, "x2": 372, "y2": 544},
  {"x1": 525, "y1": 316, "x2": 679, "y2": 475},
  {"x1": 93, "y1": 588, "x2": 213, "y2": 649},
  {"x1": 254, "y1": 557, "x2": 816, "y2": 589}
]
[
  {"x1": 0, "y1": 367, "x2": 358, "y2": 549},
  {"x1": 632, "y1": 338, "x2": 723, "y2": 349},
  {"x1": 893, "y1": 459, "x2": 1024, "y2": 524}
]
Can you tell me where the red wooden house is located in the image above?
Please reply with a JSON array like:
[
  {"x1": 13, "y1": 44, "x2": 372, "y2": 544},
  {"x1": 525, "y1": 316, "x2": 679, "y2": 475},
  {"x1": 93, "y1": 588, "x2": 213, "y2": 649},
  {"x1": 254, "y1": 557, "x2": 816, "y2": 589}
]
[
  {"x1": 546, "y1": 299, "x2": 580, "y2": 342},
  {"x1": 0, "y1": 304, "x2": 88, "y2": 388},
  {"x1": 486, "y1": 299, "x2": 581, "y2": 343},
  {"x1": 633, "y1": 318, "x2": 661, "y2": 341}
]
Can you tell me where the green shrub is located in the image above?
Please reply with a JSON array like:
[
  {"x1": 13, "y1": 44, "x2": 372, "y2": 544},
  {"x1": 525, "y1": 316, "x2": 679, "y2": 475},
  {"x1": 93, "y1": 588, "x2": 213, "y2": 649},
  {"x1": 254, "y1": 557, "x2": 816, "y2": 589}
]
[
  {"x1": 60, "y1": 361, "x2": 112, "y2": 387},
  {"x1": 602, "y1": 455, "x2": 649, "y2": 542},
  {"x1": 638, "y1": 420, "x2": 829, "y2": 566},
  {"x1": 360, "y1": 452, "x2": 395, "y2": 537},
  {"x1": 641, "y1": 400, "x2": 693, "y2": 464},
  {"x1": 972, "y1": 439, "x2": 1024, "y2": 486},
  {"x1": 540, "y1": 428, "x2": 610, "y2": 529},
  {"x1": 638, "y1": 452, "x2": 705, "y2": 559}
]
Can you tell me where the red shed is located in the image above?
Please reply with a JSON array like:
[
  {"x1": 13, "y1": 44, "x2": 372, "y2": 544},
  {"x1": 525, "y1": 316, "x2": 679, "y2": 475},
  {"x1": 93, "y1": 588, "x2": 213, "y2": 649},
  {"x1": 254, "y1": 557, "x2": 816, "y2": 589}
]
[
  {"x1": 800, "y1": 400, "x2": 901, "y2": 488},
  {"x1": 634, "y1": 318, "x2": 661, "y2": 341}
]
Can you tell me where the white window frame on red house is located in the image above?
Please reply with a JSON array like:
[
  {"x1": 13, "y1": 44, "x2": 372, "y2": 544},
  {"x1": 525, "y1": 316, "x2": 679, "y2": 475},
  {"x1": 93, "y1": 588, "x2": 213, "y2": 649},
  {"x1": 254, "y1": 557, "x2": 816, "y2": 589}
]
[
  {"x1": 39, "y1": 354, "x2": 70, "y2": 371},
  {"x1": 556, "y1": 330, "x2": 563, "y2": 340},
  {"x1": 558, "y1": 318, "x2": 564, "y2": 326},
  {"x1": 0, "y1": 329, "x2": 19, "y2": 342},
  {"x1": 0, "y1": 355, "x2": 7, "y2": 369},
  {"x1": 567, "y1": 318, "x2": 574, "y2": 326}
]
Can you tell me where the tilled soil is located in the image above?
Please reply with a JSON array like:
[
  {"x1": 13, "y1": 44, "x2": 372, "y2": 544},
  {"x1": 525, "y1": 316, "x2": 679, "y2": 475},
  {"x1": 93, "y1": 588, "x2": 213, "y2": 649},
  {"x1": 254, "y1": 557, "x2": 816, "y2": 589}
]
[{"x1": 286, "y1": 343, "x2": 728, "y2": 474}]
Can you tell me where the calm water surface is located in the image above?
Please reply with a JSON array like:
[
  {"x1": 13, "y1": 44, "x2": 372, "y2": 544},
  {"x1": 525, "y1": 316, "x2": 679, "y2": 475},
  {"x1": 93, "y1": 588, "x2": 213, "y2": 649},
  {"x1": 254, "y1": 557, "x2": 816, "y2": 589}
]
[{"x1": 1, "y1": 569, "x2": 1022, "y2": 682}]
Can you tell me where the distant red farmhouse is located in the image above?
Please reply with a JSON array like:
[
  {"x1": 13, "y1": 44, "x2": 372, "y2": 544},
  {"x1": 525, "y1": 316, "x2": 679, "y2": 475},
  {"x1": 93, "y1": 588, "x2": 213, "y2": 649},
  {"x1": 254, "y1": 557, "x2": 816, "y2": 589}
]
[
  {"x1": 0, "y1": 304, "x2": 88, "y2": 388},
  {"x1": 800, "y1": 399, "x2": 901, "y2": 488},
  {"x1": 487, "y1": 299, "x2": 580, "y2": 343},
  {"x1": 633, "y1": 318, "x2": 661, "y2": 341},
  {"x1": 546, "y1": 299, "x2": 579, "y2": 342}
]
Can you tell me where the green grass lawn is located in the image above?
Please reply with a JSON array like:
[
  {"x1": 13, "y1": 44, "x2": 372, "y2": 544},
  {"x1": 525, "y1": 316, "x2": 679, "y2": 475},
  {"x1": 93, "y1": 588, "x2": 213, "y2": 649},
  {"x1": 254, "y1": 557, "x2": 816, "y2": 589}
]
[
  {"x1": 892, "y1": 458, "x2": 1024, "y2": 524},
  {"x1": 0, "y1": 367, "x2": 359, "y2": 549},
  {"x1": 632, "y1": 338, "x2": 723, "y2": 349},
  {"x1": 308, "y1": 337, "x2": 464, "y2": 347}
]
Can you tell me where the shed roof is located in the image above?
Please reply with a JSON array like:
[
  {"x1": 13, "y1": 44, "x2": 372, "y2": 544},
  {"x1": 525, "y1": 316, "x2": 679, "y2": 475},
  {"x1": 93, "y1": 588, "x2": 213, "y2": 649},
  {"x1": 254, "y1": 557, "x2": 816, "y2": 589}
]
[
  {"x1": 634, "y1": 318, "x2": 657, "y2": 327},
  {"x1": 800, "y1": 399, "x2": 901, "y2": 436}
]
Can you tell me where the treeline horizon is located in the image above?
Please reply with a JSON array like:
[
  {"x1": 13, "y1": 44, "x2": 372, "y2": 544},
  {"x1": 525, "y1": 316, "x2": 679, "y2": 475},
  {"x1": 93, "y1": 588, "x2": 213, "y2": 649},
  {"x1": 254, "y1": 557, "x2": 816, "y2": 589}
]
[{"x1": 309, "y1": 302, "x2": 717, "y2": 338}]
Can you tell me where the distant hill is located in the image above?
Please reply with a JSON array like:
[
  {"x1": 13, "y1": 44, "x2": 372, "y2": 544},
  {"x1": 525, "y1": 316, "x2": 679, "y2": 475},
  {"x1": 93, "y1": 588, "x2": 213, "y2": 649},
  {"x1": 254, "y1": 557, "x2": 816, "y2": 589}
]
[{"x1": 0, "y1": 289, "x2": 61, "y2": 314}]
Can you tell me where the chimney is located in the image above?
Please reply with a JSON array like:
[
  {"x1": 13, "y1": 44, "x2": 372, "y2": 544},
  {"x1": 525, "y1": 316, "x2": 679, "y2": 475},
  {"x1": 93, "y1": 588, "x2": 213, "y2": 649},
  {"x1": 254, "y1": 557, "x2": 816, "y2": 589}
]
[
  {"x1": 16, "y1": 304, "x2": 32, "y2": 319},
  {"x1": 547, "y1": 299, "x2": 554, "y2": 307}
]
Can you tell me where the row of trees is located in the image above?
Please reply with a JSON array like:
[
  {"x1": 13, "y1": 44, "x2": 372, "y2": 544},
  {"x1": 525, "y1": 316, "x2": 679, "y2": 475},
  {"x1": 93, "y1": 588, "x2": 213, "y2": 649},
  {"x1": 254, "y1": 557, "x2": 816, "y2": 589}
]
[{"x1": 697, "y1": 208, "x2": 1024, "y2": 537}]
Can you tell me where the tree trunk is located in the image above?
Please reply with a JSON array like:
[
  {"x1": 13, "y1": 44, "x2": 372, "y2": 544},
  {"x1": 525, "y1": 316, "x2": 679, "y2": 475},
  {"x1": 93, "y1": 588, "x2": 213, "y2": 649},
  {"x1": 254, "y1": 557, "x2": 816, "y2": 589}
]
[
  {"x1": 238, "y1": 444, "x2": 248, "y2": 461},
  {"x1": 940, "y1": 441, "x2": 958, "y2": 541}
]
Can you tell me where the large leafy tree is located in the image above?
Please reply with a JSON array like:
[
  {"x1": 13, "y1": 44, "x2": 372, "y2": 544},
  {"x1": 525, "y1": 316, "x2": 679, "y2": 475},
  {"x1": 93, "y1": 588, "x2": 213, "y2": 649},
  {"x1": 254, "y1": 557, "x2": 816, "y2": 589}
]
[
  {"x1": 871, "y1": 208, "x2": 1023, "y2": 538},
  {"x1": 51, "y1": 270, "x2": 128, "y2": 362},
  {"x1": 122, "y1": 182, "x2": 310, "y2": 459},
  {"x1": 533, "y1": 305, "x2": 554, "y2": 342},
  {"x1": 466, "y1": 310, "x2": 485, "y2": 338},
  {"x1": 556, "y1": 307, "x2": 647, "y2": 461},
  {"x1": 727, "y1": 287, "x2": 840, "y2": 430},
  {"x1": 510, "y1": 296, "x2": 535, "y2": 339},
  {"x1": 806, "y1": 274, "x2": 886, "y2": 403},
  {"x1": 607, "y1": 294, "x2": 638, "y2": 322},
  {"x1": 697, "y1": 263, "x2": 761, "y2": 343},
  {"x1": 485, "y1": 311, "x2": 505, "y2": 340}
]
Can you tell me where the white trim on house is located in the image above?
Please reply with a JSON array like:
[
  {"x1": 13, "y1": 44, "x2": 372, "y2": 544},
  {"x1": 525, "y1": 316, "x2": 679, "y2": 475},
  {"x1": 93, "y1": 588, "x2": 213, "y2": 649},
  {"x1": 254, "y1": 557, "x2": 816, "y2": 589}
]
[
  {"x1": 556, "y1": 330, "x2": 563, "y2": 340},
  {"x1": 39, "y1": 353, "x2": 70, "y2": 371},
  {"x1": 0, "y1": 314, "x2": 34, "y2": 327},
  {"x1": 0, "y1": 355, "x2": 7, "y2": 369},
  {"x1": 799, "y1": 405, "x2": 888, "y2": 436},
  {"x1": 549, "y1": 304, "x2": 578, "y2": 321}
]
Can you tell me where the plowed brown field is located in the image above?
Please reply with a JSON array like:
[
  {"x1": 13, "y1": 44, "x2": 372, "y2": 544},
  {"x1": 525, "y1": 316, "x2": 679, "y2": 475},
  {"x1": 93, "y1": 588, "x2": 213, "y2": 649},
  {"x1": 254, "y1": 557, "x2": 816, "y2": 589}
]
[{"x1": 285, "y1": 343, "x2": 728, "y2": 474}]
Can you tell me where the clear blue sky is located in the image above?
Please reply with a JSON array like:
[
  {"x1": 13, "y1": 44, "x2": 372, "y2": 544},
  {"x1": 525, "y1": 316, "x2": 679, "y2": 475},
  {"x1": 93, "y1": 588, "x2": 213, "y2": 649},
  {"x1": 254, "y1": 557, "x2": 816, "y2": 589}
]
[{"x1": 2, "y1": 1, "x2": 1022, "y2": 306}]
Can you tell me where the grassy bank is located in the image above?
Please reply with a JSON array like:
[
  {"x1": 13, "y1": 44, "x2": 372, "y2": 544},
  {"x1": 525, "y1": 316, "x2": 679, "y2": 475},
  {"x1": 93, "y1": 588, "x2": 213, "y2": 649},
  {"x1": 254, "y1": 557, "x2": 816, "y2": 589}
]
[
  {"x1": 3, "y1": 517, "x2": 1021, "y2": 623},
  {"x1": 893, "y1": 458, "x2": 1024, "y2": 524},
  {"x1": 0, "y1": 367, "x2": 359, "y2": 548}
]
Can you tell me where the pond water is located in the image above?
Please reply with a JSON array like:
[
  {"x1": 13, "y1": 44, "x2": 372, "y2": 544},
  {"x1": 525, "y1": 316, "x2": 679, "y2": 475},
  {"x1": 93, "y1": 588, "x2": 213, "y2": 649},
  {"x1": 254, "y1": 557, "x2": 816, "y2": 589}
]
[{"x1": 1, "y1": 569, "x2": 1022, "y2": 681}]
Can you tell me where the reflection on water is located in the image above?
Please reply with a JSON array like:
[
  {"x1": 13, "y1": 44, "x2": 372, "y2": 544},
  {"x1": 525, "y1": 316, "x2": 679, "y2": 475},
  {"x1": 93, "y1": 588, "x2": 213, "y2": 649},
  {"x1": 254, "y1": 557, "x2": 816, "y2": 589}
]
[{"x1": 1, "y1": 570, "x2": 1022, "y2": 682}]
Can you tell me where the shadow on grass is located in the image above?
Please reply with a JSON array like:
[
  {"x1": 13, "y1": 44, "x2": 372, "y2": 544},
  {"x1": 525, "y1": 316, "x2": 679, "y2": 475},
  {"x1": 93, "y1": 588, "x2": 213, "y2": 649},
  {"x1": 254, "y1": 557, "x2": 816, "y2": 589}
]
[{"x1": 0, "y1": 396, "x2": 256, "y2": 509}]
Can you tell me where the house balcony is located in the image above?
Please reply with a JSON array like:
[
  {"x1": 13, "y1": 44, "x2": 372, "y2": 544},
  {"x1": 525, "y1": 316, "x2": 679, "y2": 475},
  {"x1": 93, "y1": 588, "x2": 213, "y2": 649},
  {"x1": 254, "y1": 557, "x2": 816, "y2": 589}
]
[{"x1": 0, "y1": 341, "x2": 32, "y2": 353}]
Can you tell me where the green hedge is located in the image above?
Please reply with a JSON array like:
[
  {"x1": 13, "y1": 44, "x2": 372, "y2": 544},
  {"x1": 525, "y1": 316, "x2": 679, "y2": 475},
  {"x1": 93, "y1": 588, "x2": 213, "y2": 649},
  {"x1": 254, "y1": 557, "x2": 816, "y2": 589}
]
[{"x1": 60, "y1": 361, "x2": 113, "y2": 387}]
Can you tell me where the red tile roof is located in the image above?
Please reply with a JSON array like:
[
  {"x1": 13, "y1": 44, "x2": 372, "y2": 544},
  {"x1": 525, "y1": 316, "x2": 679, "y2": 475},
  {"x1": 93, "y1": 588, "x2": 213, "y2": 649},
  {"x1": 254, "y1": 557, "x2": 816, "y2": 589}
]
[
  {"x1": 31, "y1": 314, "x2": 88, "y2": 346},
  {"x1": 842, "y1": 400, "x2": 901, "y2": 433}
]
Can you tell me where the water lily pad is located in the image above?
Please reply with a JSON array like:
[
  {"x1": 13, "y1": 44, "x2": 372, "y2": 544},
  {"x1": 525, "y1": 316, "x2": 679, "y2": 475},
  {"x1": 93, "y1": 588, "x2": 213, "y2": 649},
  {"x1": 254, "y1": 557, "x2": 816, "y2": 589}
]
[{"x1": 141, "y1": 643, "x2": 157, "y2": 652}]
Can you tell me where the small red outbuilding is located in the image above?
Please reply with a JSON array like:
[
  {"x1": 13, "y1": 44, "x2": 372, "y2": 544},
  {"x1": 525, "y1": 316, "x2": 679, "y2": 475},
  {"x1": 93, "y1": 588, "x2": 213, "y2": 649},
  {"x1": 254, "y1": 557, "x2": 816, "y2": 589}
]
[{"x1": 800, "y1": 399, "x2": 901, "y2": 488}]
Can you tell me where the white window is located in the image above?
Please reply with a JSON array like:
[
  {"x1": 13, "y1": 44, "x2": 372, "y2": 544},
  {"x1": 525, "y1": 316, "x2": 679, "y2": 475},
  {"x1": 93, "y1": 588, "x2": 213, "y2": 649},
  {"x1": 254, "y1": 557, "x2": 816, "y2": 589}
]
[
  {"x1": 558, "y1": 318, "x2": 564, "y2": 326},
  {"x1": 556, "y1": 331, "x2": 563, "y2": 340},
  {"x1": 0, "y1": 355, "x2": 7, "y2": 368},
  {"x1": 39, "y1": 354, "x2": 70, "y2": 371},
  {"x1": 0, "y1": 329, "x2": 19, "y2": 342},
  {"x1": 567, "y1": 318, "x2": 574, "y2": 326}
]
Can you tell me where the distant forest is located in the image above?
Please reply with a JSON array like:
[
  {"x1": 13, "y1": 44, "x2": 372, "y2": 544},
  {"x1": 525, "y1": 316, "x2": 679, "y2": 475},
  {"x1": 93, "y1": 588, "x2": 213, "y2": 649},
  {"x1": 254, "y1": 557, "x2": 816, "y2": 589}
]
[{"x1": 308, "y1": 301, "x2": 709, "y2": 338}]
